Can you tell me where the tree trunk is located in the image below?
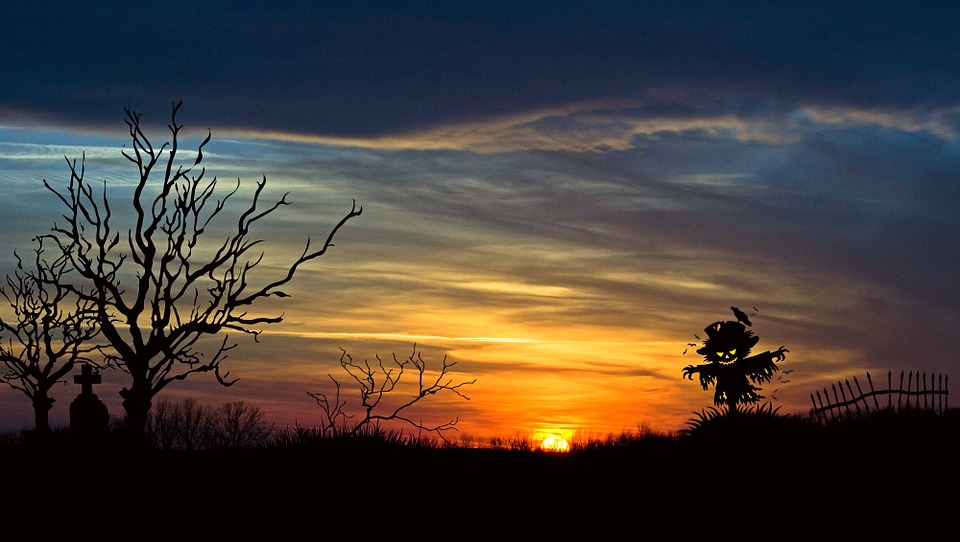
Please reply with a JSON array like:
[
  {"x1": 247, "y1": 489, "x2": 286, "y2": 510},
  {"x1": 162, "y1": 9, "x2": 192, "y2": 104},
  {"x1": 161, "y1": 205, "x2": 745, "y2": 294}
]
[
  {"x1": 120, "y1": 383, "x2": 153, "y2": 447},
  {"x1": 32, "y1": 394, "x2": 53, "y2": 437}
]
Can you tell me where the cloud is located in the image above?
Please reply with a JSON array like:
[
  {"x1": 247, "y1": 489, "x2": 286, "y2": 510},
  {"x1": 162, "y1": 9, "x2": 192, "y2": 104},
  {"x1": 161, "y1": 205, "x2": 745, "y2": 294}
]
[
  {"x1": 215, "y1": 100, "x2": 792, "y2": 153},
  {"x1": 800, "y1": 105, "x2": 960, "y2": 141},
  {"x1": 205, "y1": 100, "x2": 960, "y2": 159},
  {"x1": 4, "y1": 2, "x2": 960, "y2": 145}
]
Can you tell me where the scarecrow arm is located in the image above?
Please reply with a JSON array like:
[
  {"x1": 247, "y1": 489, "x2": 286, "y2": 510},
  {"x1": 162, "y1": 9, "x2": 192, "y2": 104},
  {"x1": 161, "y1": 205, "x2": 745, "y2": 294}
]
[
  {"x1": 682, "y1": 363, "x2": 717, "y2": 390},
  {"x1": 742, "y1": 346, "x2": 789, "y2": 383}
]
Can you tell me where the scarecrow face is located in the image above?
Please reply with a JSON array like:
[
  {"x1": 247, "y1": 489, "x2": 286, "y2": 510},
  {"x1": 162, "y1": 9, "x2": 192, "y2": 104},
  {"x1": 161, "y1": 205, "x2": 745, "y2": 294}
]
[
  {"x1": 712, "y1": 347, "x2": 739, "y2": 364},
  {"x1": 696, "y1": 321, "x2": 758, "y2": 365}
]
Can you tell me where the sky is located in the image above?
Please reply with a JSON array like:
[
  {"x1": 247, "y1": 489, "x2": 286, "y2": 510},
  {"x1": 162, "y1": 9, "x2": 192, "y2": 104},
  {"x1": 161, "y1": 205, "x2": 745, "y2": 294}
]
[{"x1": 0, "y1": 1, "x2": 958, "y2": 444}]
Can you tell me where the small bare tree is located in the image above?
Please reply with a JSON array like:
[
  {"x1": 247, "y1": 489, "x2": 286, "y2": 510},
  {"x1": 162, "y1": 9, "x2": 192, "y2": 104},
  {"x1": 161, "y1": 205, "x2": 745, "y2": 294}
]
[
  {"x1": 209, "y1": 400, "x2": 274, "y2": 449},
  {"x1": 0, "y1": 240, "x2": 100, "y2": 436},
  {"x1": 147, "y1": 396, "x2": 213, "y2": 451},
  {"x1": 307, "y1": 345, "x2": 476, "y2": 443},
  {"x1": 147, "y1": 397, "x2": 272, "y2": 450},
  {"x1": 41, "y1": 101, "x2": 362, "y2": 443}
]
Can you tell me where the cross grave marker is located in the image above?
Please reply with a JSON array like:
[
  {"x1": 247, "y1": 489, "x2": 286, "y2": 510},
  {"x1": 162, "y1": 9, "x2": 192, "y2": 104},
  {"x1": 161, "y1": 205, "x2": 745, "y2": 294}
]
[{"x1": 70, "y1": 364, "x2": 109, "y2": 438}]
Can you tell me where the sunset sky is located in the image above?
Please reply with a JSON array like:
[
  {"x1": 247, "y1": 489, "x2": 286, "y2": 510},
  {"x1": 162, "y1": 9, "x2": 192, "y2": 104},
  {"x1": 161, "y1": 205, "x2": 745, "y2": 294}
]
[{"x1": 1, "y1": 2, "x2": 958, "y2": 444}]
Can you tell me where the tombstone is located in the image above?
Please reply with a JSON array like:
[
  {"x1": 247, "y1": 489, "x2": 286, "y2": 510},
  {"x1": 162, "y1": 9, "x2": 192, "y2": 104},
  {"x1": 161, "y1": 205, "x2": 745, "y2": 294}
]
[{"x1": 70, "y1": 365, "x2": 109, "y2": 438}]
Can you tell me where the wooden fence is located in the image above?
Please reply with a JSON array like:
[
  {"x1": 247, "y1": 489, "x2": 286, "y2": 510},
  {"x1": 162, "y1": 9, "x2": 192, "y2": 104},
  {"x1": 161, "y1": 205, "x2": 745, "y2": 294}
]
[{"x1": 810, "y1": 370, "x2": 949, "y2": 423}]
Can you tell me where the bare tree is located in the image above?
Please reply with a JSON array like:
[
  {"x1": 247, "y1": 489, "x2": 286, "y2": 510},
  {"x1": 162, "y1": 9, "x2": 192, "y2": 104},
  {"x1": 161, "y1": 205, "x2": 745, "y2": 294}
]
[
  {"x1": 147, "y1": 396, "x2": 213, "y2": 451},
  {"x1": 147, "y1": 397, "x2": 273, "y2": 450},
  {"x1": 209, "y1": 400, "x2": 274, "y2": 449},
  {"x1": 41, "y1": 101, "x2": 362, "y2": 443},
  {"x1": 308, "y1": 345, "x2": 476, "y2": 443},
  {"x1": 0, "y1": 239, "x2": 101, "y2": 436}
]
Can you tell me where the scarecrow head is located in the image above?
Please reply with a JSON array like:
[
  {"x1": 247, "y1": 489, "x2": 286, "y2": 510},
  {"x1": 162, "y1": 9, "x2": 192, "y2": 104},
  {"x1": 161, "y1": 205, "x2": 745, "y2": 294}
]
[{"x1": 696, "y1": 320, "x2": 760, "y2": 365}]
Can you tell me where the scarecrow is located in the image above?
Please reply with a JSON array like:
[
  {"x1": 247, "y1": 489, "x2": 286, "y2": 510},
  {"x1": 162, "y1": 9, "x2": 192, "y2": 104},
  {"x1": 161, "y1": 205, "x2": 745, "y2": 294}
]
[{"x1": 682, "y1": 308, "x2": 788, "y2": 413}]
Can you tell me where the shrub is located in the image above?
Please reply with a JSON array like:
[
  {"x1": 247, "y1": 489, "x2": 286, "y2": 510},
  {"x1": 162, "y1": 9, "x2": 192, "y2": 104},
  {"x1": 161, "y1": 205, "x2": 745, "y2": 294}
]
[{"x1": 146, "y1": 398, "x2": 274, "y2": 450}]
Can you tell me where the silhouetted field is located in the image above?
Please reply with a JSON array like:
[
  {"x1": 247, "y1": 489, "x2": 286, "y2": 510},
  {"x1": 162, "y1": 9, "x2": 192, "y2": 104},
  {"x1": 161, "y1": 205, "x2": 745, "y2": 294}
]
[{"x1": 2, "y1": 408, "x2": 956, "y2": 534}]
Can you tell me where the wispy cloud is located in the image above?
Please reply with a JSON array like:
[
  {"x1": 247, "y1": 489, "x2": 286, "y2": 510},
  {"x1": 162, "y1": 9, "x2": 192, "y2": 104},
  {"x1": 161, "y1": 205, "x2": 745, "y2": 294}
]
[
  {"x1": 215, "y1": 101, "x2": 960, "y2": 156},
  {"x1": 800, "y1": 105, "x2": 960, "y2": 140},
  {"x1": 218, "y1": 101, "x2": 796, "y2": 153}
]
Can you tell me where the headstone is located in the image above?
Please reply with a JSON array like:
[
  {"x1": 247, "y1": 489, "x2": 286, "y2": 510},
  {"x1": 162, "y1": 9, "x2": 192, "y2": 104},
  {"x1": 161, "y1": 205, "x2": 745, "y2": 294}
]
[{"x1": 70, "y1": 364, "x2": 109, "y2": 438}]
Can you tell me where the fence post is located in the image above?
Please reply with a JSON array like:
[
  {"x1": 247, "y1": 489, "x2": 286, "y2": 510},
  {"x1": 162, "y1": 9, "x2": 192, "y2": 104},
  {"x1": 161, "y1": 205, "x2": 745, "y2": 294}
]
[
  {"x1": 888, "y1": 370, "x2": 893, "y2": 410},
  {"x1": 866, "y1": 372, "x2": 880, "y2": 411},
  {"x1": 817, "y1": 388, "x2": 836, "y2": 420},
  {"x1": 917, "y1": 371, "x2": 922, "y2": 408},
  {"x1": 845, "y1": 379, "x2": 861, "y2": 416},
  {"x1": 853, "y1": 376, "x2": 869, "y2": 415},
  {"x1": 930, "y1": 373, "x2": 943, "y2": 412},
  {"x1": 898, "y1": 371, "x2": 905, "y2": 410}
]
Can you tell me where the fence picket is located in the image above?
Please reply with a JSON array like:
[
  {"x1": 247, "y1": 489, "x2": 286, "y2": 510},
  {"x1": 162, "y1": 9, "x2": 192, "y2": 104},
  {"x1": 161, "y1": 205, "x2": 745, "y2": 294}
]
[
  {"x1": 853, "y1": 376, "x2": 869, "y2": 415},
  {"x1": 845, "y1": 379, "x2": 860, "y2": 416},
  {"x1": 866, "y1": 372, "x2": 880, "y2": 411},
  {"x1": 898, "y1": 371, "x2": 905, "y2": 409}
]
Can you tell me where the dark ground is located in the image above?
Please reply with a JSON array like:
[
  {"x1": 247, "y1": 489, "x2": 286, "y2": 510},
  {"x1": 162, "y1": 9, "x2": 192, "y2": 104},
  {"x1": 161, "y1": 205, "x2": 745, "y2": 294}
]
[{"x1": 2, "y1": 410, "x2": 956, "y2": 536}]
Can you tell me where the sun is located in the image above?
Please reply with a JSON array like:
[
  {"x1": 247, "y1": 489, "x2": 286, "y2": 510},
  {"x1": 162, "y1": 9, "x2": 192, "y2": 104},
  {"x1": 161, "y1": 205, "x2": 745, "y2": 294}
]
[{"x1": 540, "y1": 435, "x2": 570, "y2": 453}]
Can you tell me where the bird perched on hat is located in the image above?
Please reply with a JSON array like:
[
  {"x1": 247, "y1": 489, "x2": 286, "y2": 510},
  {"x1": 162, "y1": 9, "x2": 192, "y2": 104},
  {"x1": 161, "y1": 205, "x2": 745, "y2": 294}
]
[{"x1": 731, "y1": 306, "x2": 752, "y2": 326}]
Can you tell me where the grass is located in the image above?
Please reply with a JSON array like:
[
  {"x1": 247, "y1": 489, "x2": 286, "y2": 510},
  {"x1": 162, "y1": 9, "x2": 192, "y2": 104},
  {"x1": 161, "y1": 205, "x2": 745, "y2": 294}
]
[
  {"x1": 2, "y1": 404, "x2": 957, "y2": 534},
  {"x1": 5, "y1": 402, "x2": 956, "y2": 464}
]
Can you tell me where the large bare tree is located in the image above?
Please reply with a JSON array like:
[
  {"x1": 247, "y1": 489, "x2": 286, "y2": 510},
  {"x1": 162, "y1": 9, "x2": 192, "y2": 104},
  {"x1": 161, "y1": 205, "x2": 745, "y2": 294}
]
[
  {"x1": 0, "y1": 239, "x2": 101, "y2": 436},
  {"x1": 42, "y1": 101, "x2": 362, "y2": 443}
]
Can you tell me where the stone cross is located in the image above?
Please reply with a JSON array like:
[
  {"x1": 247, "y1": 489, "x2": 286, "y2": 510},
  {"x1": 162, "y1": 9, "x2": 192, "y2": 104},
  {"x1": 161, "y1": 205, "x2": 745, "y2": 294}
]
[
  {"x1": 74, "y1": 364, "x2": 101, "y2": 395},
  {"x1": 70, "y1": 364, "x2": 109, "y2": 439}
]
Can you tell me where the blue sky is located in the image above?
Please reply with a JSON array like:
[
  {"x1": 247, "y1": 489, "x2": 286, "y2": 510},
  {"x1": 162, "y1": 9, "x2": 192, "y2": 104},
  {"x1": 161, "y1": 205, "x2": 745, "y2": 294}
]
[{"x1": 0, "y1": 1, "x2": 957, "y2": 440}]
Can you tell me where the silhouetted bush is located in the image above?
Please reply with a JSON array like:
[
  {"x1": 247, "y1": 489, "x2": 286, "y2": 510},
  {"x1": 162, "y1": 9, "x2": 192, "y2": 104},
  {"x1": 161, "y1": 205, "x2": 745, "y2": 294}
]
[
  {"x1": 148, "y1": 397, "x2": 214, "y2": 451},
  {"x1": 208, "y1": 401, "x2": 274, "y2": 449},
  {"x1": 145, "y1": 397, "x2": 273, "y2": 450}
]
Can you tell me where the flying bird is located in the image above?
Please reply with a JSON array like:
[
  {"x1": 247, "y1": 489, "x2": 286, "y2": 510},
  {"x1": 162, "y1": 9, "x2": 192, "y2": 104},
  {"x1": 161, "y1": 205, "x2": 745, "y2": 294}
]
[{"x1": 731, "y1": 306, "x2": 752, "y2": 326}]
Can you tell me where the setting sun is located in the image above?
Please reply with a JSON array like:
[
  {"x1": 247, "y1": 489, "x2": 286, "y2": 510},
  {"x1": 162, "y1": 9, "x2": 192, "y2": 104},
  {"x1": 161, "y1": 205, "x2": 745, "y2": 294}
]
[{"x1": 540, "y1": 435, "x2": 571, "y2": 453}]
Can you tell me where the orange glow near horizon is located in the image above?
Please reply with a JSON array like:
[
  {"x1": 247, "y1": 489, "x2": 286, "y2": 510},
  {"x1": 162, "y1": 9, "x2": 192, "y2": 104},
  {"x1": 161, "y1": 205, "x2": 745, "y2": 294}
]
[
  {"x1": 232, "y1": 310, "x2": 775, "y2": 442},
  {"x1": 0, "y1": 293, "x2": 822, "y2": 443}
]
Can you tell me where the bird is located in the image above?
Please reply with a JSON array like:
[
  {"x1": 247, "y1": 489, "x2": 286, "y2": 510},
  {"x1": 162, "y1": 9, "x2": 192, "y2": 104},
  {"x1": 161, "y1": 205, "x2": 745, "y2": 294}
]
[{"x1": 731, "y1": 306, "x2": 752, "y2": 326}]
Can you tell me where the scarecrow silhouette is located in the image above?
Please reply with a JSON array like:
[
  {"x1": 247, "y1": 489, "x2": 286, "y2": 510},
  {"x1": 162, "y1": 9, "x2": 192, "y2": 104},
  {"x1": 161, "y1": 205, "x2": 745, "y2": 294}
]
[{"x1": 682, "y1": 308, "x2": 788, "y2": 413}]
